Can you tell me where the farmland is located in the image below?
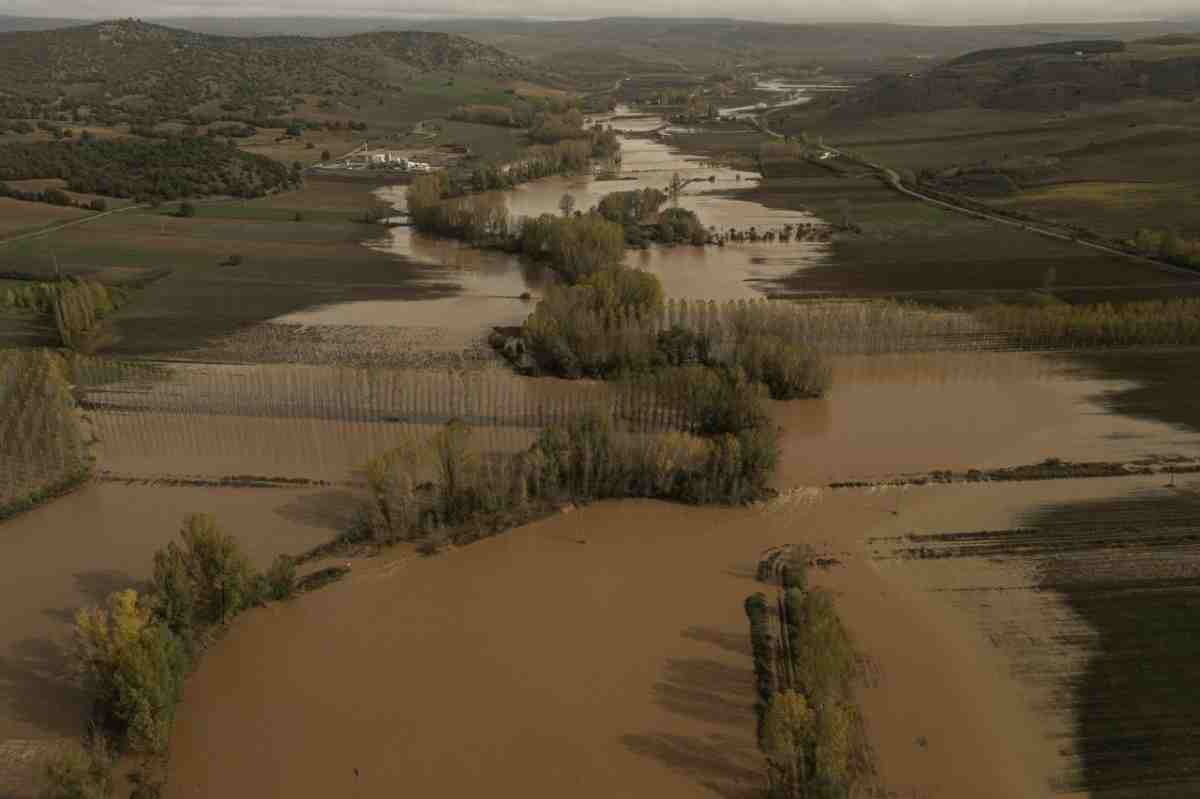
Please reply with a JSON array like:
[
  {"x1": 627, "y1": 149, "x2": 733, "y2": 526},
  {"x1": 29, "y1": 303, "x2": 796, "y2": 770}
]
[
  {"x1": 0, "y1": 178, "x2": 449, "y2": 355},
  {"x1": 5, "y1": 15, "x2": 1200, "y2": 799}
]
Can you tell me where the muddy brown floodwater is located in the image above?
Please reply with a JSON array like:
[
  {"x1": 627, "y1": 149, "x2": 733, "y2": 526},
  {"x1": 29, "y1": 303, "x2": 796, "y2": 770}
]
[
  {"x1": 0, "y1": 484, "x2": 353, "y2": 795},
  {"x1": 84, "y1": 353, "x2": 1200, "y2": 485},
  {"x1": 165, "y1": 347, "x2": 1199, "y2": 799},
  {"x1": 274, "y1": 111, "x2": 829, "y2": 343}
]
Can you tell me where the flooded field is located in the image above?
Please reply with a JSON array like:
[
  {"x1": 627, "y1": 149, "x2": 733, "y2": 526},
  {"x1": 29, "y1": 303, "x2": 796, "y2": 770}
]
[
  {"x1": 275, "y1": 113, "x2": 830, "y2": 343},
  {"x1": 3, "y1": 341, "x2": 1197, "y2": 797},
  {"x1": 126, "y1": 345, "x2": 1198, "y2": 799},
  {"x1": 6, "y1": 101, "x2": 1200, "y2": 799},
  {"x1": 0, "y1": 483, "x2": 350, "y2": 795},
  {"x1": 75, "y1": 351, "x2": 1200, "y2": 487},
  {"x1": 167, "y1": 474, "x2": 1162, "y2": 799}
]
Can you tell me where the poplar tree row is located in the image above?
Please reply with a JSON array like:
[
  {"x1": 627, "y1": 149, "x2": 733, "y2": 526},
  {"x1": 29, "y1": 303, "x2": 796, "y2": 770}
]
[
  {"x1": 744, "y1": 551, "x2": 871, "y2": 798},
  {"x1": 0, "y1": 349, "x2": 90, "y2": 517}
]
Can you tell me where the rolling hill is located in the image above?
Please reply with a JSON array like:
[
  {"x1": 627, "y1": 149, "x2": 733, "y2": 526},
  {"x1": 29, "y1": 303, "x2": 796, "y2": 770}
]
[
  {"x1": 0, "y1": 19, "x2": 545, "y2": 129},
  {"x1": 826, "y1": 36, "x2": 1200, "y2": 116}
]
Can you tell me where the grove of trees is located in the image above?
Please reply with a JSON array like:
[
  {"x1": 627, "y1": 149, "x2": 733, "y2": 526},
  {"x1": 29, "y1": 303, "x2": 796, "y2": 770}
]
[
  {"x1": 0, "y1": 136, "x2": 298, "y2": 201},
  {"x1": 364, "y1": 402, "x2": 779, "y2": 551}
]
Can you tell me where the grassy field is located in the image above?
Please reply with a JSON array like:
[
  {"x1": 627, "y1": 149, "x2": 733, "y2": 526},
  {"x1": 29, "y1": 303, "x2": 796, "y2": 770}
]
[
  {"x1": 773, "y1": 98, "x2": 1200, "y2": 242},
  {"x1": 0, "y1": 197, "x2": 90, "y2": 238},
  {"x1": 745, "y1": 169, "x2": 1183, "y2": 299},
  {"x1": 0, "y1": 178, "x2": 450, "y2": 355}
]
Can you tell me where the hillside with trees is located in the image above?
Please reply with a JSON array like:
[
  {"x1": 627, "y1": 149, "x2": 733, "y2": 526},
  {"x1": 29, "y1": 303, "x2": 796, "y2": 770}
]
[
  {"x1": 825, "y1": 38, "x2": 1200, "y2": 116},
  {"x1": 0, "y1": 20, "x2": 548, "y2": 130},
  {"x1": 0, "y1": 137, "x2": 298, "y2": 200}
]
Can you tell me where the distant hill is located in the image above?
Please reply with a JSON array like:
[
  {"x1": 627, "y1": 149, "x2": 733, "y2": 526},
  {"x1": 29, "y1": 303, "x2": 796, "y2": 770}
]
[
  {"x1": 0, "y1": 15, "x2": 87, "y2": 33},
  {"x1": 947, "y1": 40, "x2": 1126, "y2": 67},
  {"x1": 0, "y1": 19, "x2": 541, "y2": 128},
  {"x1": 406, "y1": 17, "x2": 1186, "y2": 78},
  {"x1": 2, "y1": 15, "x2": 1185, "y2": 79},
  {"x1": 828, "y1": 36, "x2": 1200, "y2": 116}
]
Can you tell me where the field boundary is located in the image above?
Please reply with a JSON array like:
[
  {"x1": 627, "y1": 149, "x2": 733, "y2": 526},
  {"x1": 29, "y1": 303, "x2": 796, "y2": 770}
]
[
  {"x1": 0, "y1": 203, "x2": 147, "y2": 246},
  {"x1": 752, "y1": 106, "x2": 1200, "y2": 281}
]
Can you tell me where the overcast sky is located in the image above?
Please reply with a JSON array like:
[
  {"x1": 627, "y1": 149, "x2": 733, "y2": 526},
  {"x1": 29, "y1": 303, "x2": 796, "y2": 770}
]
[{"x1": 10, "y1": 0, "x2": 1197, "y2": 24}]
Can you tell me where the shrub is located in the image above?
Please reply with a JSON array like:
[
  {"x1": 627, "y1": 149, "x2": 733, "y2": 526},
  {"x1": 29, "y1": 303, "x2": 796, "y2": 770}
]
[
  {"x1": 73, "y1": 590, "x2": 189, "y2": 752},
  {"x1": 176, "y1": 201, "x2": 195, "y2": 218},
  {"x1": 365, "y1": 434, "x2": 427, "y2": 541},
  {"x1": 39, "y1": 734, "x2": 115, "y2": 799},
  {"x1": 263, "y1": 555, "x2": 297, "y2": 601},
  {"x1": 658, "y1": 207, "x2": 707, "y2": 245}
]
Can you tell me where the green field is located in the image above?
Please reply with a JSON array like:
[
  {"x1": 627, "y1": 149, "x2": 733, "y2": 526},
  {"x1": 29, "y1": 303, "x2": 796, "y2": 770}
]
[
  {"x1": 0, "y1": 178, "x2": 449, "y2": 355},
  {"x1": 773, "y1": 99, "x2": 1200, "y2": 242},
  {"x1": 749, "y1": 170, "x2": 1182, "y2": 300}
]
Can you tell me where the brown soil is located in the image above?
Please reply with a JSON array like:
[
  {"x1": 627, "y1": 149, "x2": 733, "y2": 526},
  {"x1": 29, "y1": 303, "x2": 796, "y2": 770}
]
[{"x1": 0, "y1": 197, "x2": 88, "y2": 238}]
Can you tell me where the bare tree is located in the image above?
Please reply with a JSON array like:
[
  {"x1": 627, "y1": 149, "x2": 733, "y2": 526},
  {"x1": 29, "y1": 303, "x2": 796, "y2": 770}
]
[
  {"x1": 667, "y1": 172, "x2": 685, "y2": 206},
  {"x1": 558, "y1": 193, "x2": 576, "y2": 218}
]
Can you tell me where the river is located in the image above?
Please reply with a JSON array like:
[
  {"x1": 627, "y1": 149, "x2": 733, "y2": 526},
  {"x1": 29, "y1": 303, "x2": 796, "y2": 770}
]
[{"x1": 277, "y1": 110, "x2": 830, "y2": 334}]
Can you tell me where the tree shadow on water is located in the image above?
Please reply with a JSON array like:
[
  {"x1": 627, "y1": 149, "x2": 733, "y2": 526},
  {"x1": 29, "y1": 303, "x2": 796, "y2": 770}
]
[
  {"x1": 681, "y1": 626, "x2": 752, "y2": 658},
  {"x1": 622, "y1": 655, "x2": 762, "y2": 798},
  {"x1": 622, "y1": 732, "x2": 762, "y2": 799},
  {"x1": 273, "y1": 489, "x2": 362, "y2": 531},
  {"x1": 654, "y1": 657, "x2": 756, "y2": 727},
  {"x1": 42, "y1": 569, "x2": 143, "y2": 625},
  {"x1": 0, "y1": 637, "x2": 84, "y2": 738}
]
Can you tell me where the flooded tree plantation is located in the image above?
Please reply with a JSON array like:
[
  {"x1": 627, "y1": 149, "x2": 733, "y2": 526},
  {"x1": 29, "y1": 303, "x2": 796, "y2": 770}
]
[{"x1": 5, "y1": 87, "x2": 1200, "y2": 799}]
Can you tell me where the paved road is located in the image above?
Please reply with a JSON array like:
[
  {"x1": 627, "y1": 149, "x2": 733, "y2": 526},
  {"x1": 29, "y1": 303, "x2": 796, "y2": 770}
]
[
  {"x1": 754, "y1": 107, "x2": 1197, "y2": 279},
  {"x1": 832, "y1": 148, "x2": 1200, "y2": 279}
]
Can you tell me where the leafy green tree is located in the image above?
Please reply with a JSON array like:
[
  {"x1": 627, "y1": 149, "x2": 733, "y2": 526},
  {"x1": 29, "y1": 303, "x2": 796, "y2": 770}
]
[
  {"x1": 763, "y1": 690, "x2": 815, "y2": 798},
  {"x1": 153, "y1": 511, "x2": 254, "y2": 628},
  {"x1": 72, "y1": 590, "x2": 188, "y2": 752}
]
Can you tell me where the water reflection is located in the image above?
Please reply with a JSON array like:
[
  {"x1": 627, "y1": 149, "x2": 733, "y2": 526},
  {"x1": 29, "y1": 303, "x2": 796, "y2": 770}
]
[{"x1": 284, "y1": 112, "x2": 830, "y2": 329}]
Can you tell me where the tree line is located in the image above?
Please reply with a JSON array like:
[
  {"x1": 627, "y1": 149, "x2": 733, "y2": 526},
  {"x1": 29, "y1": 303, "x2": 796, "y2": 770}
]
[
  {"x1": 0, "y1": 349, "x2": 90, "y2": 520},
  {"x1": 1131, "y1": 228, "x2": 1200, "y2": 270},
  {"x1": 364, "y1": 399, "x2": 779, "y2": 555},
  {"x1": 0, "y1": 136, "x2": 299, "y2": 201},
  {"x1": 745, "y1": 550, "x2": 871, "y2": 797},
  {"x1": 0, "y1": 181, "x2": 108, "y2": 211},
  {"x1": 2, "y1": 278, "x2": 131, "y2": 350},
  {"x1": 977, "y1": 297, "x2": 1200, "y2": 349}
]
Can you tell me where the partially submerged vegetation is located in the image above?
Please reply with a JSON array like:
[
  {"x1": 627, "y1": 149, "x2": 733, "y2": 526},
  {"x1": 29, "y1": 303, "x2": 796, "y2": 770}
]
[
  {"x1": 44, "y1": 513, "x2": 297, "y2": 796},
  {"x1": 2, "y1": 279, "x2": 131, "y2": 349},
  {"x1": 363, "y1": 405, "x2": 777, "y2": 553},
  {"x1": 522, "y1": 284, "x2": 834, "y2": 399},
  {"x1": 978, "y1": 298, "x2": 1200, "y2": 349},
  {"x1": 0, "y1": 349, "x2": 90, "y2": 520},
  {"x1": 745, "y1": 549, "x2": 871, "y2": 798}
]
